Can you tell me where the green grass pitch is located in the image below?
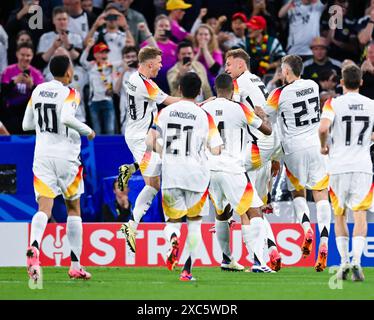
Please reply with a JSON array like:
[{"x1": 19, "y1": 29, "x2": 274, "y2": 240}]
[{"x1": 1, "y1": 267, "x2": 374, "y2": 300}]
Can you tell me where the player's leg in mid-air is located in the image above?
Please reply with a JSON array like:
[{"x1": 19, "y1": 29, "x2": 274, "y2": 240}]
[
  {"x1": 119, "y1": 140, "x2": 161, "y2": 253},
  {"x1": 164, "y1": 217, "x2": 182, "y2": 271}
]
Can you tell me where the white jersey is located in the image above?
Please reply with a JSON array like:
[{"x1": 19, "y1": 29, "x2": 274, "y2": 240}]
[
  {"x1": 321, "y1": 93, "x2": 374, "y2": 175},
  {"x1": 202, "y1": 98, "x2": 263, "y2": 173},
  {"x1": 153, "y1": 100, "x2": 223, "y2": 192},
  {"x1": 125, "y1": 72, "x2": 168, "y2": 139},
  {"x1": 22, "y1": 80, "x2": 92, "y2": 162},
  {"x1": 264, "y1": 79, "x2": 320, "y2": 154}
]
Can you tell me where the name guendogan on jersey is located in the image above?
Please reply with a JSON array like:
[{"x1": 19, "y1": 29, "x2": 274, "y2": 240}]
[{"x1": 169, "y1": 111, "x2": 197, "y2": 121}]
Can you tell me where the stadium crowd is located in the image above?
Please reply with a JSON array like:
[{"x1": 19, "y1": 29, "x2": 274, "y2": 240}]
[{"x1": 0, "y1": 0, "x2": 374, "y2": 136}]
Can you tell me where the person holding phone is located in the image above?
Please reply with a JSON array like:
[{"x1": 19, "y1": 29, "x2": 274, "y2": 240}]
[
  {"x1": 0, "y1": 42, "x2": 44, "y2": 134},
  {"x1": 84, "y1": 3, "x2": 135, "y2": 63},
  {"x1": 138, "y1": 14, "x2": 178, "y2": 93},
  {"x1": 167, "y1": 41, "x2": 212, "y2": 102}
]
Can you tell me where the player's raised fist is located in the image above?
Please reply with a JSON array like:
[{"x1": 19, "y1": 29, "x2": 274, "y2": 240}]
[{"x1": 88, "y1": 130, "x2": 96, "y2": 140}]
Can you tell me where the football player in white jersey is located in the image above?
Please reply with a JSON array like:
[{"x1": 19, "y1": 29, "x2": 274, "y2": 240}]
[
  {"x1": 264, "y1": 55, "x2": 332, "y2": 272},
  {"x1": 22, "y1": 55, "x2": 95, "y2": 282},
  {"x1": 319, "y1": 64, "x2": 374, "y2": 281},
  {"x1": 117, "y1": 47, "x2": 181, "y2": 253},
  {"x1": 224, "y1": 48, "x2": 282, "y2": 270},
  {"x1": 203, "y1": 73, "x2": 275, "y2": 273},
  {"x1": 146, "y1": 72, "x2": 223, "y2": 281}
]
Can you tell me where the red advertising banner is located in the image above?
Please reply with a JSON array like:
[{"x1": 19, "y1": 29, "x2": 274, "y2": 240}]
[{"x1": 35, "y1": 223, "x2": 315, "y2": 267}]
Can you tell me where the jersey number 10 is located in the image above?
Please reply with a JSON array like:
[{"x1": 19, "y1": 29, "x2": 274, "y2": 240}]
[{"x1": 35, "y1": 103, "x2": 58, "y2": 133}]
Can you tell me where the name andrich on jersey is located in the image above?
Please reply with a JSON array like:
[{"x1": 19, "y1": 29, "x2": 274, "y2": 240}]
[{"x1": 296, "y1": 87, "x2": 314, "y2": 98}]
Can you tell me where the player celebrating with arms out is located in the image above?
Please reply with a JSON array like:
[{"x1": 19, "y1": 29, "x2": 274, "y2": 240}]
[
  {"x1": 264, "y1": 55, "x2": 332, "y2": 272},
  {"x1": 146, "y1": 72, "x2": 223, "y2": 281},
  {"x1": 319, "y1": 64, "x2": 374, "y2": 281},
  {"x1": 118, "y1": 47, "x2": 182, "y2": 253},
  {"x1": 22, "y1": 55, "x2": 95, "y2": 282},
  {"x1": 203, "y1": 73, "x2": 274, "y2": 273}
]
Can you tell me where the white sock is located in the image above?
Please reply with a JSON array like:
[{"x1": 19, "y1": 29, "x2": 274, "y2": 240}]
[
  {"x1": 293, "y1": 197, "x2": 311, "y2": 233},
  {"x1": 242, "y1": 218, "x2": 266, "y2": 266},
  {"x1": 352, "y1": 236, "x2": 366, "y2": 266},
  {"x1": 183, "y1": 219, "x2": 202, "y2": 273},
  {"x1": 336, "y1": 236, "x2": 350, "y2": 265},
  {"x1": 215, "y1": 219, "x2": 231, "y2": 261},
  {"x1": 132, "y1": 185, "x2": 158, "y2": 228},
  {"x1": 67, "y1": 216, "x2": 83, "y2": 270},
  {"x1": 316, "y1": 200, "x2": 331, "y2": 246},
  {"x1": 164, "y1": 222, "x2": 182, "y2": 243},
  {"x1": 30, "y1": 211, "x2": 49, "y2": 249},
  {"x1": 264, "y1": 216, "x2": 277, "y2": 253}
]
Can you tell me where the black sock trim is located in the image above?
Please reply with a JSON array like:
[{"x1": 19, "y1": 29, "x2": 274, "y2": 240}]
[
  {"x1": 170, "y1": 232, "x2": 177, "y2": 241},
  {"x1": 267, "y1": 239, "x2": 276, "y2": 249},
  {"x1": 71, "y1": 251, "x2": 79, "y2": 262},
  {"x1": 183, "y1": 256, "x2": 192, "y2": 273},
  {"x1": 31, "y1": 240, "x2": 39, "y2": 250},
  {"x1": 133, "y1": 162, "x2": 139, "y2": 171},
  {"x1": 320, "y1": 226, "x2": 329, "y2": 238},
  {"x1": 254, "y1": 253, "x2": 261, "y2": 266},
  {"x1": 222, "y1": 253, "x2": 231, "y2": 263},
  {"x1": 302, "y1": 213, "x2": 310, "y2": 224}
]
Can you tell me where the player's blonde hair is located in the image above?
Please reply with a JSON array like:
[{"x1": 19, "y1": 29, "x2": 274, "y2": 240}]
[
  {"x1": 138, "y1": 47, "x2": 162, "y2": 64},
  {"x1": 225, "y1": 48, "x2": 250, "y2": 66}
]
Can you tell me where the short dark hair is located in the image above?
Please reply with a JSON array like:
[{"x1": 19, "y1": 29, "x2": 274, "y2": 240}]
[
  {"x1": 342, "y1": 64, "x2": 362, "y2": 90},
  {"x1": 215, "y1": 73, "x2": 234, "y2": 94},
  {"x1": 177, "y1": 41, "x2": 193, "y2": 53},
  {"x1": 52, "y1": 6, "x2": 68, "y2": 17},
  {"x1": 282, "y1": 55, "x2": 303, "y2": 77},
  {"x1": 16, "y1": 42, "x2": 34, "y2": 53},
  {"x1": 122, "y1": 46, "x2": 138, "y2": 56},
  {"x1": 179, "y1": 72, "x2": 201, "y2": 99},
  {"x1": 49, "y1": 55, "x2": 71, "y2": 77}
]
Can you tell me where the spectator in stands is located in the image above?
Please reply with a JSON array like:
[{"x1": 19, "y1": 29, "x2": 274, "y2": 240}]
[
  {"x1": 318, "y1": 68, "x2": 339, "y2": 105},
  {"x1": 0, "y1": 43, "x2": 44, "y2": 134},
  {"x1": 84, "y1": 3, "x2": 135, "y2": 63},
  {"x1": 358, "y1": 0, "x2": 374, "y2": 46},
  {"x1": 138, "y1": 14, "x2": 177, "y2": 92},
  {"x1": 166, "y1": 0, "x2": 193, "y2": 42},
  {"x1": 113, "y1": 46, "x2": 138, "y2": 134},
  {"x1": 82, "y1": 0, "x2": 96, "y2": 15},
  {"x1": 266, "y1": 66, "x2": 284, "y2": 92},
  {"x1": 0, "y1": 121, "x2": 10, "y2": 135},
  {"x1": 5, "y1": 0, "x2": 50, "y2": 56},
  {"x1": 102, "y1": 180, "x2": 133, "y2": 222},
  {"x1": 63, "y1": 0, "x2": 96, "y2": 41},
  {"x1": 303, "y1": 37, "x2": 342, "y2": 83},
  {"x1": 279, "y1": 0, "x2": 326, "y2": 60},
  {"x1": 193, "y1": 24, "x2": 223, "y2": 90},
  {"x1": 37, "y1": 6, "x2": 83, "y2": 75},
  {"x1": 247, "y1": 0, "x2": 280, "y2": 38},
  {"x1": 360, "y1": 41, "x2": 374, "y2": 99},
  {"x1": 206, "y1": 15, "x2": 227, "y2": 35},
  {"x1": 220, "y1": 13, "x2": 248, "y2": 52},
  {"x1": 112, "y1": 0, "x2": 149, "y2": 45},
  {"x1": 324, "y1": 0, "x2": 360, "y2": 62},
  {"x1": 167, "y1": 41, "x2": 212, "y2": 102},
  {"x1": 80, "y1": 40, "x2": 118, "y2": 134},
  {"x1": 0, "y1": 24, "x2": 8, "y2": 74},
  {"x1": 246, "y1": 15, "x2": 285, "y2": 79},
  {"x1": 8, "y1": 30, "x2": 34, "y2": 65}
]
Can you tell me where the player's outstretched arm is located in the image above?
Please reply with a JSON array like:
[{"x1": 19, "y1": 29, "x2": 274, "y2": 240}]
[
  {"x1": 163, "y1": 96, "x2": 182, "y2": 105},
  {"x1": 318, "y1": 118, "x2": 331, "y2": 155},
  {"x1": 254, "y1": 106, "x2": 272, "y2": 135},
  {"x1": 22, "y1": 99, "x2": 36, "y2": 132}
]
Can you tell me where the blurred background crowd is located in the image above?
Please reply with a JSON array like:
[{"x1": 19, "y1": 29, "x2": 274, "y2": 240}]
[{"x1": 0, "y1": 0, "x2": 374, "y2": 136}]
